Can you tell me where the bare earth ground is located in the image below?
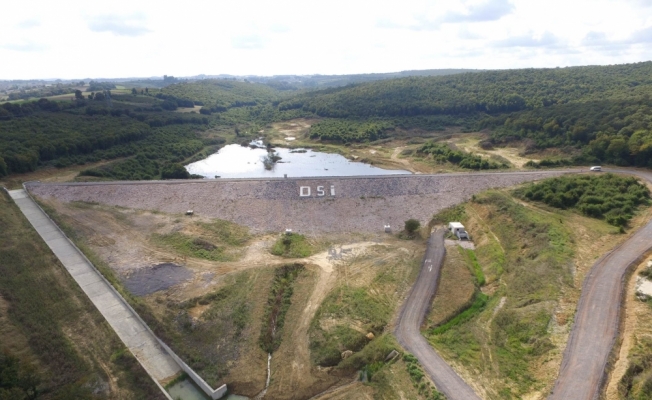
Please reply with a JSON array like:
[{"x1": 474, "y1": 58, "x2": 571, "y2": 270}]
[
  {"x1": 605, "y1": 255, "x2": 652, "y2": 399},
  {"x1": 0, "y1": 159, "x2": 126, "y2": 190},
  {"x1": 41, "y1": 197, "x2": 427, "y2": 398},
  {"x1": 450, "y1": 134, "x2": 538, "y2": 168}
]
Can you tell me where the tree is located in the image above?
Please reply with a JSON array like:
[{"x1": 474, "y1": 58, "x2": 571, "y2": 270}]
[
  {"x1": 94, "y1": 92, "x2": 105, "y2": 101},
  {"x1": 0, "y1": 156, "x2": 8, "y2": 177},
  {"x1": 161, "y1": 163, "x2": 190, "y2": 179},
  {"x1": 131, "y1": 88, "x2": 137, "y2": 95},
  {"x1": 404, "y1": 219, "x2": 421, "y2": 234},
  {"x1": 160, "y1": 100, "x2": 177, "y2": 111},
  {"x1": 74, "y1": 90, "x2": 83, "y2": 100}
]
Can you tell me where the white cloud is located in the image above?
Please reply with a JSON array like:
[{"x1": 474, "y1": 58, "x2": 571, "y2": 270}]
[
  {"x1": 0, "y1": 42, "x2": 48, "y2": 52},
  {"x1": 0, "y1": 0, "x2": 651, "y2": 79},
  {"x1": 16, "y1": 20, "x2": 40, "y2": 29},
  {"x1": 231, "y1": 35, "x2": 265, "y2": 50},
  {"x1": 440, "y1": 0, "x2": 515, "y2": 23},
  {"x1": 88, "y1": 13, "x2": 150, "y2": 37}
]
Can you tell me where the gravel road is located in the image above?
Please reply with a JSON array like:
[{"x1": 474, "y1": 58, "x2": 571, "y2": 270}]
[
  {"x1": 550, "y1": 169, "x2": 652, "y2": 400},
  {"x1": 394, "y1": 229, "x2": 481, "y2": 399}
]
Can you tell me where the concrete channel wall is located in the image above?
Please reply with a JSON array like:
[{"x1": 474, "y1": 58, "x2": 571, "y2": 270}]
[
  {"x1": 158, "y1": 340, "x2": 227, "y2": 400},
  {"x1": 6, "y1": 187, "x2": 228, "y2": 400},
  {"x1": 28, "y1": 171, "x2": 570, "y2": 234}
]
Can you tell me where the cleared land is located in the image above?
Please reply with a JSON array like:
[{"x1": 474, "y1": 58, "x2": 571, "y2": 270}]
[{"x1": 34, "y1": 194, "x2": 427, "y2": 398}]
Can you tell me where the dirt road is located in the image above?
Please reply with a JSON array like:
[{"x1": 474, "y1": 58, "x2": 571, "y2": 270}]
[
  {"x1": 550, "y1": 169, "x2": 652, "y2": 400},
  {"x1": 394, "y1": 229, "x2": 481, "y2": 399}
]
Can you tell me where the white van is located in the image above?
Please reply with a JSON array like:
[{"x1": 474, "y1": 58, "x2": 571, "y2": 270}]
[{"x1": 590, "y1": 166, "x2": 602, "y2": 172}]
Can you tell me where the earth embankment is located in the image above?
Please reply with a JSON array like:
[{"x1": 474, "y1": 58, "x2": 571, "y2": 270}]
[{"x1": 28, "y1": 171, "x2": 568, "y2": 234}]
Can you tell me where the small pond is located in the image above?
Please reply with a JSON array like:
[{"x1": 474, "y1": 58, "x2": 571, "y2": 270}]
[
  {"x1": 185, "y1": 143, "x2": 410, "y2": 178},
  {"x1": 122, "y1": 263, "x2": 192, "y2": 296},
  {"x1": 167, "y1": 377, "x2": 249, "y2": 400}
]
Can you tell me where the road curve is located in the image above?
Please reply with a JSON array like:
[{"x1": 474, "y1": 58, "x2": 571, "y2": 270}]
[
  {"x1": 395, "y1": 228, "x2": 481, "y2": 400},
  {"x1": 550, "y1": 169, "x2": 652, "y2": 400}
]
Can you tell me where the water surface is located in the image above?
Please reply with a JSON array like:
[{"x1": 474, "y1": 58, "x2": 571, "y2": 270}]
[{"x1": 185, "y1": 144, "x2": 410, "y2": 178}]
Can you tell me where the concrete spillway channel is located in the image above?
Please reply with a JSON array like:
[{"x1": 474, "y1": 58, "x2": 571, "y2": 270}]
[{"x1": 6, "y1": 188, "x2": 227, "y2": 400}]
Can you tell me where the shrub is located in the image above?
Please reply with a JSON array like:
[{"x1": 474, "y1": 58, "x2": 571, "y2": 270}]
[
  {"x1": 404, "y1": 219, "x2": 421, "y2": 234},
  {"x1": 270, "y1": 233, "x2": 313, "y2": 258}
]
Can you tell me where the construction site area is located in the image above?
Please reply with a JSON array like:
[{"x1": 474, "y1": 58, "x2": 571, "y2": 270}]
[{"x1": 6, "y1": 168, "x2": 652, "y2": 400}]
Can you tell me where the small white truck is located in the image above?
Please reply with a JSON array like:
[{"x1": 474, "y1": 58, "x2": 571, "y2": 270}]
[{"x1": 449, "y1": 222, "x2": 470, "y2": 240}]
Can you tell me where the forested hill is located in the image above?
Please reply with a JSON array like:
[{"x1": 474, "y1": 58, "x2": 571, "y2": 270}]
[
  {"x1": 278, "y1": 62, "x2": 652, "y2": 118},
  {"x1": 161, "y1": 79, "x2": 281, "y2": 113}
]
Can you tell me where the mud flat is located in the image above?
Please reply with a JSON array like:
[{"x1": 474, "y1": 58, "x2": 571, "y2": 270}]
[{"x1": 28, "y1": 171, "x2": 569, "y2": 234}]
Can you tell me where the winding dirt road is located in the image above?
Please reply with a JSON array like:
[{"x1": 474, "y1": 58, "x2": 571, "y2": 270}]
[
  {"x1": 394, "y1": 229, "x2": 481, "y2": 399},
  {"x1": 550, "y1": 169, "x2": 652, "y2": 400}
]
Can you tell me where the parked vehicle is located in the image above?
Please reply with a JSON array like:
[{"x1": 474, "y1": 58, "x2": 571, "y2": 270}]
[
  {"x1": 456, "y1": 230, "x2": 469, "y2": 240},
  {"x1": 590, "y1": 166, "x2": 602, "y2": 172}
]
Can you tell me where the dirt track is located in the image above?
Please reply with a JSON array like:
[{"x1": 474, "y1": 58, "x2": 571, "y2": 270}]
[
  {"x1": 550, "y1": 169, "x2": 652, "y2": 400},
  {"x1": 394, "y1": 229, "x2": 481, "y2": 399}
]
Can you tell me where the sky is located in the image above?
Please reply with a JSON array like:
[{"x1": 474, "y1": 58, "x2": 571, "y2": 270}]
[{"x1": 1, "y1": 0, "x2": 652, "y2": 79}]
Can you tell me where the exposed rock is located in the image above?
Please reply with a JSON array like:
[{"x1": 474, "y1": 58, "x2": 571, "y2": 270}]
[{"x1": 341, "y1": 350, "x2": 353, "y2": 359}]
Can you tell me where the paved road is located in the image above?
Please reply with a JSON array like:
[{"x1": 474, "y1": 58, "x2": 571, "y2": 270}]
[
  {"x1": 550, "y1": 169, "x2": 652, "y2": 400},
  {"x1": 395, "y1": 228, "x2": 481, "y2": 400},
  {"x1": 7, "y1": 189, "x2": 181, "y2": 385}
]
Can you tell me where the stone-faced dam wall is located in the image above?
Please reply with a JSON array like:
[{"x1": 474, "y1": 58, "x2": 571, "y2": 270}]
[{"x1": 27, "y1": 171, "x2": 569, "y2": 234}]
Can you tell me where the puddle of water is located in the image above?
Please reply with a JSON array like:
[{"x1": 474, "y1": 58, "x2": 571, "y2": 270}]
[
  {"x1": 122, "y1": 263, "x2": 193, "y2": 296},
  {"x1": 167, "y1": 378, "x2": 250, "y2": 400},
  {"x1": 167, "y1": 378, "x2": 210, "y2": 400},
  {"x1": 185, "y1": 144, "x2": 410, "y2": 178}
]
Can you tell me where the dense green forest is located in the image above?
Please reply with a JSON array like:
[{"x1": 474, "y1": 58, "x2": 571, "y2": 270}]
[
  {"x1": 278, "y1": 62, "x2": 652, "y2": 117},
  {"x1": 274, "y1": 62, "x2": 652, "y2": 166},
  {"x1": 0, "y1": 96, "x2": 216, "y2": 179},
  {"x1": 161, "y1": 79, "x2": 281, "y2": 113},
  {"x1": 4, "y1": 62, "x2": 652, "y2": 180}
]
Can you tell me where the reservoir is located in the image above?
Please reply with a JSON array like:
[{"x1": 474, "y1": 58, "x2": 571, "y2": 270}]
[{"x1": 185, "y1": 144, "x2": 411, "y2": 178}]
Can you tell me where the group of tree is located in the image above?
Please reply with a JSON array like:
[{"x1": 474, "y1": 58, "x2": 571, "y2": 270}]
[
  {"x1": 86, "y1": 80, "x2": 116, "y2": 92},
  {"x1": 308, "y1": 119, "x2": 392, "y2": 142},
  {"x1": 276, "y1": 62, "x2": 652, "y2": 119},
  {"x1": 0, "y1": 95, "x2": 213, "y2": 177},
  {"x1": 516, "y1": 174, "x2": 650, "y2": 226},
  {"x1": 417, "y1": 141, "x2": 508, "y2": 170},
  {"x1": 161, "y1": 79, "x2": 279, "y2": 113}
]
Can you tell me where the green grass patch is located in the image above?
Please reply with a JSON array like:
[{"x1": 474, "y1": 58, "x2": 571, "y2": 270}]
[
  {"x1": 429, "y1": 292, "x2": 488, "y2": 335},
  {"x1": 198, "y1": 219, "x2": 250, "y2": 246},
  {"x1": 309, "y1": 286, "x2": 393, "y2": 367},
  {"x1": 259, "y1": 263, "x2": 304, "y2": 353},
  {"x1": 402, "y1": 353, "x2": 448, "y2": 399},
  {"x1": 619, "y1": 336, "x2": 652, "y2": 399},
  {"x1": 429, "y1": 190, "x2": 576, "y2": 395},
  {"x1": 152, "y1": 232, "x2": 234, "y2": 261},
  {"x1": 151, "y1": 219, "x2": 249, "y2": 262},
  {"x1": 463, "y1": 249, "x2": 486, "y2": 286},
  {"x1": 270, "y1": 233, "x2": 313, "y2": 258}
]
